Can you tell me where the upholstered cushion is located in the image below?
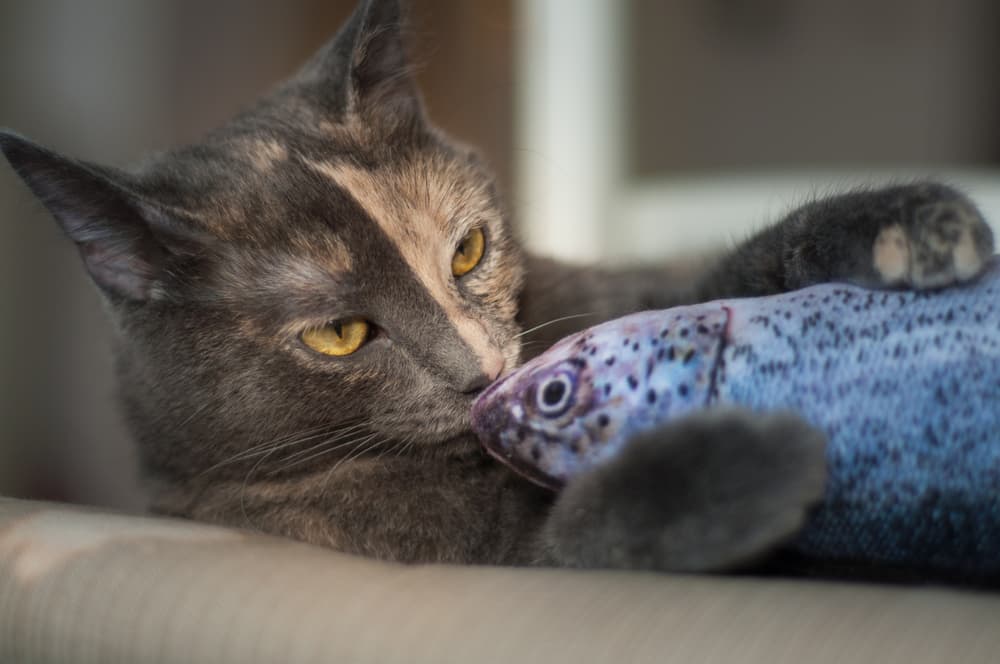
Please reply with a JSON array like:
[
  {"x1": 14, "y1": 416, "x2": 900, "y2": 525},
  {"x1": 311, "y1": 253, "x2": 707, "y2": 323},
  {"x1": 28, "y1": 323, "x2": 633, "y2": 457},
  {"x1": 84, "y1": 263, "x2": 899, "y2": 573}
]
[{"x1": 1, "y1": 497, "x2": 997, "y2": 664}]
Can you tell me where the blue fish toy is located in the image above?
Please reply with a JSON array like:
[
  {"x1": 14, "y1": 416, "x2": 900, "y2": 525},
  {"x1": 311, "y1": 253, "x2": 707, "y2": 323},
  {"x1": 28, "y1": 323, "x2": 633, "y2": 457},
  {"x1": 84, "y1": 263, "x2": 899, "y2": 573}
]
[{"x1": 472, "y1": 261, "x2": 1000, "y2": 576}]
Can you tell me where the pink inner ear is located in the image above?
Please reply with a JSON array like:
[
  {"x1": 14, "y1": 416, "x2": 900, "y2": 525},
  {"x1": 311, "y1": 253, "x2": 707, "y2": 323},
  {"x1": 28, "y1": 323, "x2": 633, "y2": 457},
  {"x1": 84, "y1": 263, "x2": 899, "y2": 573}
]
[{"x1": 80, "y1": 241, "x2": 157, "y2": 301}]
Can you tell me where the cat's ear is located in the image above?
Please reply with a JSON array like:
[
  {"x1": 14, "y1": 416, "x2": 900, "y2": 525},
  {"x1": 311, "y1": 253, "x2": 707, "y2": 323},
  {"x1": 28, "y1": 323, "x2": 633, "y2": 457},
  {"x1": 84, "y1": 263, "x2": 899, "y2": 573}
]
[
  {"x1": 300, "y1": 0, "x2": 422, "y2": 121},
  {"x1": 0, "y1": 131, "x2": 202, "y2": 302}
]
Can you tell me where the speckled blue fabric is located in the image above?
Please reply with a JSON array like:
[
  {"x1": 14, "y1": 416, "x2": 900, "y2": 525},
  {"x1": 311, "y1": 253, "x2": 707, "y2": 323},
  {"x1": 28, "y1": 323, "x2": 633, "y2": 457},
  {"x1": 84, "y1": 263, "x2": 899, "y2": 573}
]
[
  {"x1": 721, "y1": 268, "x2": 1000, "y2": 575},
  {"x1": 474, "y1": 261, "x2": 1000, "y2": 577}
]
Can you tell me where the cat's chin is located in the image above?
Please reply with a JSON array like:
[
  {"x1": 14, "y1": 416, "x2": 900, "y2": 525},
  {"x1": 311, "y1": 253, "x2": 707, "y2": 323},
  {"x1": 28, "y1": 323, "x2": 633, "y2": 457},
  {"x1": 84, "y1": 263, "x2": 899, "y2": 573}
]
[{"x1": 406, "y1": 414, "x2": 476, "y2": 449}]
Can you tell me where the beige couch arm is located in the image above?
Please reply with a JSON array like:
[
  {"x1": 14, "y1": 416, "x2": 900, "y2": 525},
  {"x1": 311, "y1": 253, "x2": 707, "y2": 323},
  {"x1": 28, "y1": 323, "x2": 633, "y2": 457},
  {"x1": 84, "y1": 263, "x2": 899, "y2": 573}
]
[{"x1": 0, "y1": 497, "x2": 997, "y2": 663}]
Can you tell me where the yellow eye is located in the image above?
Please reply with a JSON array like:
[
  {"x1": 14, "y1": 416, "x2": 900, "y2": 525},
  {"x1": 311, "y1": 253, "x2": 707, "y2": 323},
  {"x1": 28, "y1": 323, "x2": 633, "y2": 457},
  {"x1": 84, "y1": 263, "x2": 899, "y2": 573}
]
[
  {"x1": 452, "y1": 227, "x2": 485, "y2": 277},
  {"x1": 301, "y1": 318, "x2": 371, "y2": 357}
]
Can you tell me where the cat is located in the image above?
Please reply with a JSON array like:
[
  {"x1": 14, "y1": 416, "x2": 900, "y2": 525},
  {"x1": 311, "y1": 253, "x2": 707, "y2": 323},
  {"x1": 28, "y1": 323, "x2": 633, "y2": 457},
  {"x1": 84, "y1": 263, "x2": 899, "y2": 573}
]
[{"x1": 0, "y1": 0, "x2": 993, "y2": 571}]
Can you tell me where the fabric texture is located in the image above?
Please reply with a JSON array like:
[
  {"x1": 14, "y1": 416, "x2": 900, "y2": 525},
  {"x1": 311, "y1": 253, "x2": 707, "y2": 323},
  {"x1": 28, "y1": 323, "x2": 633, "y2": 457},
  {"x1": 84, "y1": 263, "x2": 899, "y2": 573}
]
[{"x1": 1, "y1": 497, "x2": 999, "y2": 664}]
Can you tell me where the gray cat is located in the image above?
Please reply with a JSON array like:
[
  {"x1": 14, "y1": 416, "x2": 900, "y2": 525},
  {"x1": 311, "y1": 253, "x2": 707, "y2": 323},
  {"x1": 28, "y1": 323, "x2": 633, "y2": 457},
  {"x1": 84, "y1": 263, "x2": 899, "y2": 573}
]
[{"x1": 0, "y1": 0, "x2": 992, "y2": 572}]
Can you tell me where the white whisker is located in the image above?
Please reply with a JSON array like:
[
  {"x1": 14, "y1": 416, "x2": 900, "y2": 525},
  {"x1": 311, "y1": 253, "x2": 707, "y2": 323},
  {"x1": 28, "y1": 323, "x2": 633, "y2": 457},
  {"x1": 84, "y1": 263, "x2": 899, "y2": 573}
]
[
  {"x1": 514, "y1": 312, "x2": 597, "y2": 339},
  {"x1": 272, "y1": 422, "x2": 370, "y2": 466},
  {"x1": 200, "y1": 419, "x2": 364, "y2": 476},
  {"x1": 267, "y1": 427, "x2": 379, "y2": 476}
]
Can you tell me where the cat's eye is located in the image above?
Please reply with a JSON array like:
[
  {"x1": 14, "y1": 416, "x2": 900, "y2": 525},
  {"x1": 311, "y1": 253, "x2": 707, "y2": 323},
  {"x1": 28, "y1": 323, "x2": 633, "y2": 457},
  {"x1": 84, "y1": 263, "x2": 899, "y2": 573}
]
[
  {"x1": 301, "y1": 318, "x2": 372, "y2": 357},
  {"x1": 452, "y1": 227, "x2": 485, "y2": 277}
]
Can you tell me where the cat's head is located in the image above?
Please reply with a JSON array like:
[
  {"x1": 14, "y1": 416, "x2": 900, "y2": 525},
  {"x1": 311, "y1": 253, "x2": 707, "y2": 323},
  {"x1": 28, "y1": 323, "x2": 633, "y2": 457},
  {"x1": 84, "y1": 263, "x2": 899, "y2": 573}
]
[{"x1": 0, "y1": 0, "x2": 525, "y2": 482}]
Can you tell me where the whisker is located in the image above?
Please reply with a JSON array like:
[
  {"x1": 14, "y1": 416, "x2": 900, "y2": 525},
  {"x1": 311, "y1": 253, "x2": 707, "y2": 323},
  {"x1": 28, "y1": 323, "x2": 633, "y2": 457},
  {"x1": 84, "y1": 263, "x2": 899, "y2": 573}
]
[
  {"x1": 239, "y1": 432, "x2": 289, "y2": 530},
  {"x1": 375, "y1": 437, "x2": 410, "y2": 466},
  {"x1": 319, "y1": 434, "x2": 391, "y2": 496},
  {"x1": 266, "y1": 427, "x2": 379, "y2": 476},
  {"x1": 200, "y1": 419, "x2": 363, "y2": 476},
  {"x1": 272, "y1": 422, "x2": 370, "y2": 466},
  {"x1": 395, "y1": 437, "x2": 417, "y2": 458},
  {"x1": 178, "y1": 400, "x2": 214, "y2": 428},
  {"x1": 514, "y1": 312, "x2": 597, "y2": 339}
]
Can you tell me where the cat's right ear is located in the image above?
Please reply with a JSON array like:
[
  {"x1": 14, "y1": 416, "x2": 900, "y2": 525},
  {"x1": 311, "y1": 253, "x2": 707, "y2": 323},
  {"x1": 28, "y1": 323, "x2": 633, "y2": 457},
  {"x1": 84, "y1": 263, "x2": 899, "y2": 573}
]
[
  {"x1": 0, "y1": 131, "x2": 202, "y2": 302},
  {"x1": 299, "y1": 0, "x2": 422, "y2": 122}
]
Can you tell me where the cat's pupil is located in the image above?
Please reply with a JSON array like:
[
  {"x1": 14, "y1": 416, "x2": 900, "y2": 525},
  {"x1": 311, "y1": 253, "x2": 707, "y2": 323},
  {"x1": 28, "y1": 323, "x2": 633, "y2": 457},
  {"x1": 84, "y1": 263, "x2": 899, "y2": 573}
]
[
  {"x1": 457, "y1": 240, "x2": 468, "y2": 256},
  {"x1": 332, "y1": 322, "x2": 343, "y2": 338}
]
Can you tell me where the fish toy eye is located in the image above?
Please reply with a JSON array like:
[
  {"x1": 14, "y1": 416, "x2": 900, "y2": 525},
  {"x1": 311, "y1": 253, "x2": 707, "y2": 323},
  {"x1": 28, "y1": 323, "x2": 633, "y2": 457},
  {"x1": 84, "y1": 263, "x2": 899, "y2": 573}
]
[{"x1": 536, "y1": 373, "x2": 575, "y2": 417}]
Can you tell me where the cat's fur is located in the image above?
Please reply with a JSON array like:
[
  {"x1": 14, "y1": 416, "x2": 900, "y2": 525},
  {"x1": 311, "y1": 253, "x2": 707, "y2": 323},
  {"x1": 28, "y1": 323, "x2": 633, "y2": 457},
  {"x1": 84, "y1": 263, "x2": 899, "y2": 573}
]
[{"x1": 0, "y1": 0, "x2": 993, "y2": 571}]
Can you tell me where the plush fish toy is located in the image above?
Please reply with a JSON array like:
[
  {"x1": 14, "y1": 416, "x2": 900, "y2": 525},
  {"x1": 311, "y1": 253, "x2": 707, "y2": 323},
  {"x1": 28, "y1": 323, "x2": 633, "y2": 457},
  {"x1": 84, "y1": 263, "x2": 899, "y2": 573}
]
[{"x1": 472, "y1": 260, "x2": 1000, "y2": 577}]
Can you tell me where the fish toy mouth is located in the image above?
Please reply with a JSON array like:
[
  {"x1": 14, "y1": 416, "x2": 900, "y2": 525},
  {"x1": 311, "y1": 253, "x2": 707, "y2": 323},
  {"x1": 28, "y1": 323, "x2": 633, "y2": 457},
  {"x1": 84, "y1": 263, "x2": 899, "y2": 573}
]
[
  {"x1": 480, "y1": 441, "x2": 564, "y2": 491},
  {"x1": 471, "y1": 359, "x2": 580, "y2": 490}
]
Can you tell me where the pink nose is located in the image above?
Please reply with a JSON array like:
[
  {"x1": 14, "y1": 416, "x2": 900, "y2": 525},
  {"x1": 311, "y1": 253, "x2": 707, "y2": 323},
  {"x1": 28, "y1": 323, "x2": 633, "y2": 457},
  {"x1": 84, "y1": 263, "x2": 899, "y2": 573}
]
[
  {"x1": 460, "y1": 351, "x2": 506, "y2": 394},
  {"x1": 482, "y1": 351, "x2": 505, "y2": 383}
]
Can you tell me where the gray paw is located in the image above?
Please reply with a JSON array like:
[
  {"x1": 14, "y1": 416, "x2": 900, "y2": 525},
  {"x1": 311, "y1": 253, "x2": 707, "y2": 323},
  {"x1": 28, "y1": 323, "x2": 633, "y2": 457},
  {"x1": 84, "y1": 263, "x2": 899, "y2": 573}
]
[
  {"x1": 874, "y1": 192, "x2": 993, "y2": 289},
  {"x1": 538, "y1": 409, "x2": 827, "y2": 572}
]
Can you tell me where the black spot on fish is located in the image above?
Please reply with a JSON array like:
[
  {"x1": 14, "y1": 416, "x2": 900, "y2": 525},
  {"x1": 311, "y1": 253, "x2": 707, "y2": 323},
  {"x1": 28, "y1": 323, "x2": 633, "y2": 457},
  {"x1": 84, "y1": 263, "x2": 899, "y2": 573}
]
[
  {"x1": 604, "y1": 383, "x2": 612, "y2": 396},
  {"x1": 679, "y1": 384, "x2": 689, "y2": 397},
  {"x1": 531, "y1": 446, "x2": 541, "y2": 461},
  {"x1": 605, "y1": 356, "x2": 616, "y2": 366},
  {"x1": 933, "y1": 386, "x2": 948, "y2": 406},
  {"x1": 632, "y1": 341, "x2": 640, "y2": 352},
  {"x1": 646, "y1": 389, "x2": 657, "y2": 404},
  {"x1": 680, "y1": 328, "x2": 689, "y2": 338},
  {"x1": 683, "y1": 348, "x2": 696, "y2": 364},
  {"x1": 569, "y1": 441, "x2": 580, "y2": 454},
  {"x1": 597, "y1": 414, "x2": 610, "y2": 427},
  {"x1": 569, "y1": 357, "x2": 587, "y2": 369},
  {"x1": 697, "y1": 324, "x2": 709, "y2": 335},
  {"x1": 667, "y1": 346, "x2": 676, "y2": 361},
  {"x1": 627, "y1": 375, "x2": 639, "y2": 390},
  {"x1": 622, "y1": 338, "x2": 630, "y2": 347}
]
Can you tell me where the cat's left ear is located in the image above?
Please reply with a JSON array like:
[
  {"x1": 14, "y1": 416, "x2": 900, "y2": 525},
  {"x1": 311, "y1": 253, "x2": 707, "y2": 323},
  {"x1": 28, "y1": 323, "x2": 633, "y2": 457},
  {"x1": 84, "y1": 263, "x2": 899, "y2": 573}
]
[
  {"x1": 0, "y1": 130, "x2": 205, "y2": 302},
  {"x1": 299, "y1": 0, "x2": 423, "y2": 122}
]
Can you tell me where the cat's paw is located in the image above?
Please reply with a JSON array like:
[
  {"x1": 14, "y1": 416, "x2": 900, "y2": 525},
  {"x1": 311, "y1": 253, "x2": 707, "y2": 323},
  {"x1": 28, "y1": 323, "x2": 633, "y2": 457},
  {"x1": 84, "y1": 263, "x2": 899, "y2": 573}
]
[
  {"x1": 783, "y1": 182, "x2": 994, "y2": 291},
  {"x1": 873, "y1": 190, "x2": 992, "y2": 288},
  {"x1": 537, "y1": 409, "x2": 827, "y2": 572}
]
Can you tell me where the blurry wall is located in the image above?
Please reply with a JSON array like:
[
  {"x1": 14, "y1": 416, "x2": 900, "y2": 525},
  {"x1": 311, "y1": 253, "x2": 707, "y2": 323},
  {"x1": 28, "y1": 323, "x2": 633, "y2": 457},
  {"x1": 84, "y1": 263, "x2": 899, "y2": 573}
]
[{"x1": 629, "y1": 0, "x2": 1000, "y2": 175}]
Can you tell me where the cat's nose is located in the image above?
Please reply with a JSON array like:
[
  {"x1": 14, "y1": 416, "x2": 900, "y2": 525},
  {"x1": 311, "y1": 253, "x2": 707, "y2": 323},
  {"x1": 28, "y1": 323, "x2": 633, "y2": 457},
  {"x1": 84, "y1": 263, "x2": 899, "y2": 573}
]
[{"x1": 461, "y1": 353, "x2": 505, "y2": 394}]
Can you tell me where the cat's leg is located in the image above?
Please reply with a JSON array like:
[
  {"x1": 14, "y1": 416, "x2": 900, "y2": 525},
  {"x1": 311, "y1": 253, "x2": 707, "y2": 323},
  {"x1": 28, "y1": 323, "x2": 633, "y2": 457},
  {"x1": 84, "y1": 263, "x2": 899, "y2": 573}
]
[
  {"x1": 520, "y1": 183, "x2": 994, "y2": 346},
  {"x1": 697, "y1": 182, "x2": 994, "y2": 299},
  {"x1": 536, "y1": 409, "x2": 827, "y2": 572}
]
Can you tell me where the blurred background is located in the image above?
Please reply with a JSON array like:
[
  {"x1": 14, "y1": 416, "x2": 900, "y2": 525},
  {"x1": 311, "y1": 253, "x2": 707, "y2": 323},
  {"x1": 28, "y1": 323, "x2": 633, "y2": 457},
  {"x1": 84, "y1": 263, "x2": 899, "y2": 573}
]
[{"x1": 1, "y1": 0, "x2": 999, "y2": 510}]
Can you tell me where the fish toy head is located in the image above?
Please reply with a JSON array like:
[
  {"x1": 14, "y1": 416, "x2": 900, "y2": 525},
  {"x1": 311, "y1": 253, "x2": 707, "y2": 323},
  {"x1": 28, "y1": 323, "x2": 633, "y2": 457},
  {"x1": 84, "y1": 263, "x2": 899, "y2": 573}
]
[{"x1": 472, "y1": 306, "x2": 729, "y2": 489}]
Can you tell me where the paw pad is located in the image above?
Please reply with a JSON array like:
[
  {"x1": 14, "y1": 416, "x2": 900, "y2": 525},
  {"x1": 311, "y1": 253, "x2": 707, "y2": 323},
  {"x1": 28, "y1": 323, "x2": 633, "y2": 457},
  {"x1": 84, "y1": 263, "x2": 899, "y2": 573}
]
[
  {"x1": 872, "y1": 224, "x2": 910, "y2": 285},
  {"x1": 872, "y1": 198, "x2": 993, "y2": 289}
]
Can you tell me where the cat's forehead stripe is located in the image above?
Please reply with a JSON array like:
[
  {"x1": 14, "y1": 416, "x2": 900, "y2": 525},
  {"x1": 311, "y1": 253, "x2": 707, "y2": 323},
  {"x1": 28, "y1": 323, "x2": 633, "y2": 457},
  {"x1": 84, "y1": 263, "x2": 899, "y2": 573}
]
[
  {"x1": 305, "y1": 158, "x2": 501, "y2": 375},
  {"x1": 243, "y1": 138, "x2": 289, "y2": 173}
]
